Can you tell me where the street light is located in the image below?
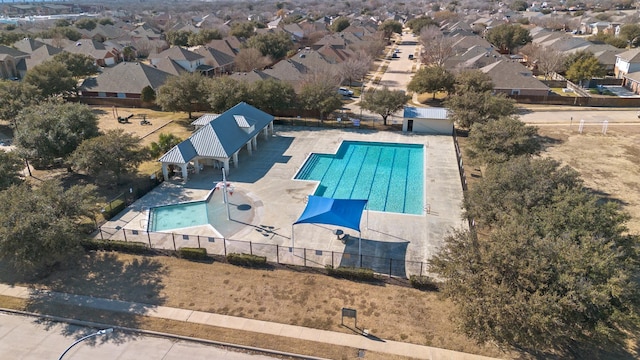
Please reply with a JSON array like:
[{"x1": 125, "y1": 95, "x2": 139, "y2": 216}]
[{"x1": 58, "y1": 328, "x2": 113, "y2": 360}]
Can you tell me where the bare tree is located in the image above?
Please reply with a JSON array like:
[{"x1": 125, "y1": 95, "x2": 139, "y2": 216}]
[
  {"x1": 419, "y1": 26, "x2": 455, "y2": 67},
  {"x1": 234, "y1": 48, "x2": 272, "y2": 72},
  {"x1": 337, "y1": 52, "x2": 372, "y2": 86},
  {"x1": 520, "y1": 44, "x2": 565, "y2": 79}
]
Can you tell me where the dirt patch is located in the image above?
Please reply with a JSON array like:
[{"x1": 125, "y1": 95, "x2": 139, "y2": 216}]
[
  {"x1": 537, "y1": 125, "x2": 640, "y2": 233},
  {"x1": 0, "y1": 253, "x2": 507, "y2": 359}
]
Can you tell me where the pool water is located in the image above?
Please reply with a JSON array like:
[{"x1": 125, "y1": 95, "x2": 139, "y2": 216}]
[
  {"x1": 150, "y1": 201, "x2": 209, "y2": 232},
  {"x1": 295, "y1": 141, "x2": 424, "y2": 214}
]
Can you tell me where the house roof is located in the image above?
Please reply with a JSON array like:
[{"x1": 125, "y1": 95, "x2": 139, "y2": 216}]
[
  {"x1": 480, "y1": 60, "x2": 549, "y2": 90},
  {"x1": 151, "y1": 57, "x2": 187, "y2": 76},
  {"x1": 160, "y1": 102, "x2": 274, "y2": 163},
  {"x1": 152, "y1": 46, "x2": 203, "y2": 62},
  {"x1": 193, "y1": 46, "x2": 235, "y2": 68},
  {"x1": 63, "y1": 39, "x2": 113, "y2": 60},
  {"x1": 0, "y1": 45, "x2": 29, "y2": 59},
  {"x1": 229, "y1": 70, "x2": 272, "y2": 84},
  {"x1": 81, "y1": 61, "x2": 174, "y2": 94},
  {"x1": 616, "y1": 49, "x2": 640, "y2": 63},
  {"x1": 25, "y1": 44, "x2": 62, "y2": 69},
  {"x1": 12, "y1": 38, "x2": 46, "y2": 53},
  {"x1": 404, "y1": 107, "x2": 448, "y2": 120}
]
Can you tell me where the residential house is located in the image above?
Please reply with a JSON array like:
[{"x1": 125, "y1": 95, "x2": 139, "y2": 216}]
[
  {"x1": 150, "y1": 46, "x2": 208, "y2": 74},
  {"x1": 80, "y1": 61, "x2": 174, "y2": 100},
  {"x1": 614, "y1": 49, "x2": 640, "y2": 94},
  {"x1": 479, "y1": 60, "x2": 550, "y2": 96},
  {"x1": 25, "y1": 44, "x2": 62, "y2": 70},
  {"x1": 64, "y1": 39, "x2": 120, "y2": 67},
  {"x1": 151, "y1": 57, "x2": 188, "y2": 76},
  {"x1": 192, "y1": 46, "x2": 235, "y2": 75},
  {"x1": 0, "y1": 45, "x2": 29, "y2": 80},
  {"x1": 12, "y1": 38, "x2": 46, "y2": 53}
]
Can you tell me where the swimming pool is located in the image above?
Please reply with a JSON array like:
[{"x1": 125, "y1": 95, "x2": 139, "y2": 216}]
[
  {"x1": 149, "y1": 201, "x2": 209, "y2": 232},
  {"x1": 295, "y1": 141, "x2": 424, "y2": 214}
]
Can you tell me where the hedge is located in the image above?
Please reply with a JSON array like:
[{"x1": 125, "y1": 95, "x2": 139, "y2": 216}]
[
  {"x1": 226, "y1": 253, "x2": 267, "y2": 267},
  {"x1": 325, "y1": 265, "x2": 375, "y2": 281},
  {"x1": 81, "y1": 239, "x2": 151, "y2": 254},
  {"x1": 102, "y1": 199, "x2": 125, "y2": 220},
  {"x1": 179, "y1": 247, "x2": 208, "y2": 260},
  {"x1": 409, "y1": 275, "x2": 440, "y2": 291}
]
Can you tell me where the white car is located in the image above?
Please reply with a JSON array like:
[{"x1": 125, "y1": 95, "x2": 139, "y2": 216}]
[{"x1": 338, "y1": 87, "x2": 354, "y2": 96}]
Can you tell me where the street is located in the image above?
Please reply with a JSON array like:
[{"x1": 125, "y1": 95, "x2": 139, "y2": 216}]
[{"x1": 0, "y1": 311, "x2": 278, "y2": 360}]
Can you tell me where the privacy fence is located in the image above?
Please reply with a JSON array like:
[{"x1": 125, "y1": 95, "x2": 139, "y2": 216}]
[{"x1": 97, "y1": 226, "x2": 429, "y2": 278}]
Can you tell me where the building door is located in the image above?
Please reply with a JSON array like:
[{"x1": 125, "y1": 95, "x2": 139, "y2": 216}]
[{"x1": 407, "y1": 120, "x2": 414, "y2": 132}]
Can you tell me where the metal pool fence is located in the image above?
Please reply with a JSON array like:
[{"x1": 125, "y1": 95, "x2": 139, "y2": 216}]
[{"x1": 97, "y1": 226, "x2": 429, "y2": 278}]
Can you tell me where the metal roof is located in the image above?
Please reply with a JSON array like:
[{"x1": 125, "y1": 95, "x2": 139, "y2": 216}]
[
  {"x1": 160, "y1": 102, "x2": 274, "y2": 164},
  {"x1": 403, "y1": 107, "x2": 448, "y2": 120},
  {"x1": 159, "y1": 141, "x2": 198, "y2": 164},
  {"x1": 191, "y1": 113, "x2": 220, "y2": 127}
]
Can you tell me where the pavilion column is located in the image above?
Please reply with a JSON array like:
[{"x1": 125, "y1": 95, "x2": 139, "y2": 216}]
[
  {"x1": 194, "y1": 159, "x2": 200, "y2": 174},
  {"x1": 246, "y1": 141, "x2": 253, "y2": 155},
  {"x1": 181, "y1": 164, "x2": 188, "y2": 181},
  {"x1": 232, "y1": 152, "x2": 239, "y2": 168},
  {"x1": 223, "y1": 159, "x2": 230, "y2": 174},
  {"x1": 263, "y1": 127, "x2": 269, "y2": 138},
  {"x1": 252, "y1": 136, "x2": 258, "y2": 150},
  {"x1": 162, "y1": 163, "x2": 169, "y2": 181},
  {"x1": 269, "y1": 121, "x2": 274, "y2": 136}
]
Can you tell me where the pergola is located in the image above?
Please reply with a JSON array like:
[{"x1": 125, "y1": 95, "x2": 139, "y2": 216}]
[{"x1": 159, "y1": 102, "x2": 275, "y2": 181}]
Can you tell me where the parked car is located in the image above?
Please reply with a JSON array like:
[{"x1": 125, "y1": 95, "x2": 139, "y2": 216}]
[
  {"x1": 391, "y1": 53, "x2": 399, "y2": 59},
  {"x1": 408, "y1": 54, "x2": 414, "y2": 60},
  {"x1": 338, "y1": 87, "x2": 354, "y2": 96}
]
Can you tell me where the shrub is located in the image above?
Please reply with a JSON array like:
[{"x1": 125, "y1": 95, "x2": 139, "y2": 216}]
[
  {"x1": 102, "y1": 199, "x2": 125, "y2": 220},
  {"x1": 409, "y1": 275, "x2": 440, "y2": 291},
  {"x1": 179, "y1": 247, "x2": 208, "y2": 260},
  {"x1": 81, "y1": 239, "x2": 151, "y2": 254},
  {"x1": 226, "y1": 253, "x2": 267, "y2": 267},
  {"x1": 325, "y1": 265, "x2": 375, "y2": 281}
]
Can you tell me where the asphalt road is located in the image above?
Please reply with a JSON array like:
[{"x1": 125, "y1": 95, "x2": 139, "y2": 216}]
[{"x1": 0, "y1": 312, "x2": 278, "y2": 360}]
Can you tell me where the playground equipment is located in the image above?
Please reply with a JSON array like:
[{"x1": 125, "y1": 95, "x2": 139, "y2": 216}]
[
  {"x1": 139, "y1": 114, "x2": 151, "y2": 125},
  {"x1": 118, "y1": 114, "x2": 134, "y2": 124}
]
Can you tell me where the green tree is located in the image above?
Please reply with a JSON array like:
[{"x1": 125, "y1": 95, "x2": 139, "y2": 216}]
[
  {"x1": 52, "y1": 52, "x2": 98, "y2": 77},
  {"x1": 0, "y1": 150, "x2": 23, "y2": 191},
  {"x1": 0, "y1": 31, "x2": 27, "y2": 46},
  {"x1": 207, "y1": 76, "x2": 250, "y2": 113},
  {"x1": 122, "y1": 46, "x2": 136, "y2": 61},
  {"x1": 245, "y1": 31, "x2": 293, "y2": 60},
  {"x1": 379, "y1": 20, "x2": 403, "y2": 40},
  {"x1": 337, "y1": 53, "x2": 372, "y2": 86},
  {"x1": 23, "y1": 60, "x2": 76, "y2": 98},
  {"x1": 485, "y1": 24, "x2": 532, "y2": 54},
  {"x1": 188, "y1": 28, "x2": 222, "y2": 46},
  {"x1": 74, "y1": 18, "x2": 97, "y2": 31},
  {"x1": 98, "y1": 18, "x2": 114, "y2": 26},
  {"x1": 407, "y1": 66, "x2": 455, "y2": 99},
  {"x1": 0, "y1": 80, "x2": 41, "y2": 124},
  {"x1": 165, "y1": 30, "x2": 191, "y2": 46},
  {"x1": 445, "y1": 91, "x2": 516, "y2": 129},
  {"x1": 55, "y1": 19, "x2": 71, "y2": 27},
  {"x1": 330, "y1": 17, "x2": 350, "y2": 33},
  {"x1": 0, "y1": 180, "x2": 100, "y2": 275},
  {"x1": 620, "y1": 23, "x2": 640, "y2": 47},
  {"x1": 149, "y1": 133, "x2": 182, "y2": 158},
  {"x1": 565, "y1": 53, "x2": 605, "y2": 87},
  {"x1": 359, "y1": 87, "x2": 410, "y2": 125},
  {"x1": 466, "y1": 116, "x2": 542, "y2": 164},
  {"x1": 431, "y1": 157, "x2": 640, "y2": 353},
  {"x1": 230, "y1": 22, "x2": 256, "y2": 39},
  {"x1": 453, "y1": 70, "x2": 494, "y2": 93},
  {"x1": 14, "y1": 102, "x2": 100, "y2": 166},
  {"x1": 406, "y1": 16, "x2": 438, "y2": 35},
  {"x1": 509, "y1": 0, "x2": 529, "y2": 11},
  {"x1": 70, "y1": 129, "x2": 145, "y2": 184},
  {"x1": 298, "y1": 81, "x2": 343, "y2": 120},
  {"x1": 249, "y1": 78, "x2": 297, "y2": 114},
  {"x1": 140, "y1": 85, "x2": 156, "y2": 103},
  {"x1": 43, "y1": 26, "x2": 82, "y2": 41},
  {"x1": 156, "y1": 72, "x2": 209, "y2": 119}
]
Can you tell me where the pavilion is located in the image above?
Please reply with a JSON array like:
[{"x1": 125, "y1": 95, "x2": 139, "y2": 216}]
[{"x1": 159, "y1": 102, "x2": 275, "y2": 181}]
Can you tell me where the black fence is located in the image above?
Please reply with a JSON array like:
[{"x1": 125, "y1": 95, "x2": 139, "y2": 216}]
[{"x1": 97, "y1": 226, "x2": 429, "y2": 278}]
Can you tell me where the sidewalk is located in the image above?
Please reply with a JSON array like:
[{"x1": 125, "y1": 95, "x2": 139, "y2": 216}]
[{"x1": 0, "y1": 283, "x2": 499, "y2": 360}]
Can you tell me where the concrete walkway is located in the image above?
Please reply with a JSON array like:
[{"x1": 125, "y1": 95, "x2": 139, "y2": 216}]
[{"x1": 0, "y1": 283, "x2": 498, "y2": 360}]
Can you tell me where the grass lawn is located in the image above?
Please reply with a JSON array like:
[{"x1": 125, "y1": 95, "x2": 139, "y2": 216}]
[
  {"x1": 549, "y1": 87, "x2": 579, "y2": 97},
  {"x1": 416, "y1": 92, "x2": 448, "y2": 103}
]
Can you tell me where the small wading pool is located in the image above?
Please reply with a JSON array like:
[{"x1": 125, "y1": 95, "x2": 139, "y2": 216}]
[
  {"x1": 149, "y1": 201, "x2": 209, "y2": 232},
  {"x1": 295, "y1": 141, "x2": 424, "y2": 214}
]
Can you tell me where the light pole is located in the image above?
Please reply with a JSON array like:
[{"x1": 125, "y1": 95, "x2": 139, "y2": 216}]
[{"x1": 58, "y1": 328, "x2": 113, "y2": 360}]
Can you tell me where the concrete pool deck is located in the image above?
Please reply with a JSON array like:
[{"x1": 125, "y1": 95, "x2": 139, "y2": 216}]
[{"x1": 100, "y1": 126, "x2": 467, "y2": 276}]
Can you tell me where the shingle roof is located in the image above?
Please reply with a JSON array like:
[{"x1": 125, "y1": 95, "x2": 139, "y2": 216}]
[
  {"x1": 480, "y1": 60, "x2": 549, "y2": 91},
  {"x1": 0, "y1": 45, "x2": 29, "y2": 59},
  {"x1": 152, "y1": 46, "x2": 204, "y2": 62},
  {"x1": 81, "y1": 61, "x2": 174, "y2": 94},
  {"x1": 160, "y1": 102, "x2": 274, "y2": 163},
  {"x1": 25, "y1": 44, "x2": 62, "y2": 69},
  {"x1": 193, "y1": 46, "x2": 235, "y2": 67},
  {"x1": 404, "y1": 107, "x2": 448, "y2": 120},
  {"x1": 616, "y1": 49, "x2": 640, "y2": 63},
  {"x1": 12, "y1": 38, "x2": 46, "y2": 53},
  {"x1": 151, "y1": 57, "x2": 187, "y2": 76}
]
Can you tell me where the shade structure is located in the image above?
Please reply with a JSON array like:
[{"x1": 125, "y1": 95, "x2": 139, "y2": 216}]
[{"x1": 294, "y1": 196, "x2": 368, "y2": 232}]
